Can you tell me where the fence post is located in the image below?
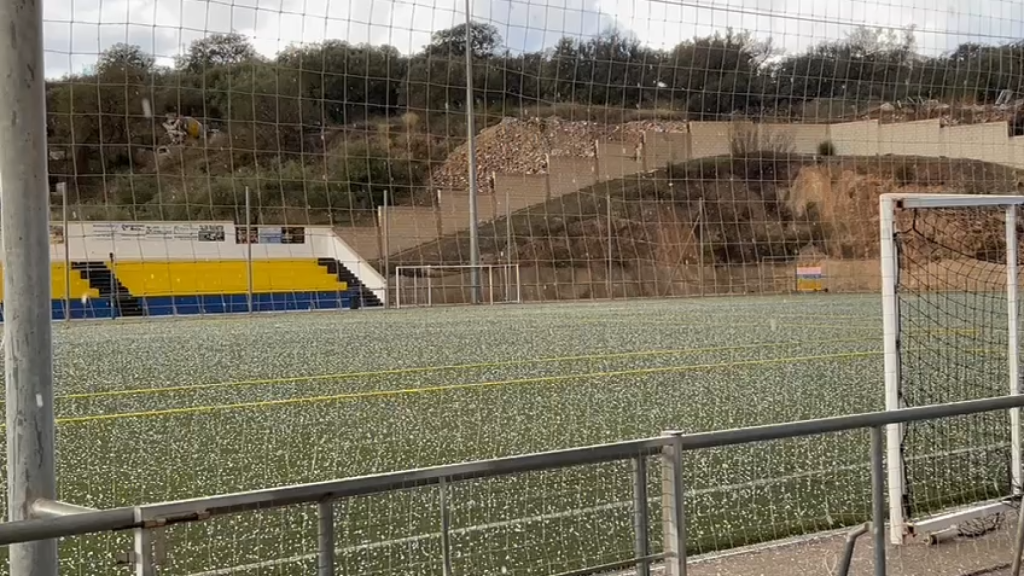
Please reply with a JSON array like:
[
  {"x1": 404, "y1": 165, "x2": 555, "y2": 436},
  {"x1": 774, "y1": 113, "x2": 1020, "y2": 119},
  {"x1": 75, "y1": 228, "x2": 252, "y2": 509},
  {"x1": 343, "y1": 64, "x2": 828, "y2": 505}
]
[
  {"x1": 132, "y1": 525, "x2": 156, "y2": 576},
  {"x1": 439, "y1": 478, "x2": 454, "y2": 576},
  {"x1": 633, "y1": 457, "x2": 651, "y2": 576},
  {"x1": 871, "y1": 427, "x2": 887, "y2": 576},
  {"x1": 661, "y1": 433, "x2": 687, "y2": 576},
  {"x1": 318, "y1": 501, "x2": 336, "y2": 576},
  {"x1": 0, "y1": 0, "x2": 59, "y2": 571}
]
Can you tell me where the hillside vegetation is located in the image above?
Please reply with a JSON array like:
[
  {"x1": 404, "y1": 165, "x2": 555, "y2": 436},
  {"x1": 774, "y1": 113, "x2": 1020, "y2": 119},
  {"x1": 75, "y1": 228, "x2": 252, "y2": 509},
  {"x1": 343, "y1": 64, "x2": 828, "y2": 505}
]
[
  {"x1": 46, "y1": 23, "x2": 1024, "y2": 222},
  {"x1": 390, "y1": 154, "x2": 1023, "y2": 274}
]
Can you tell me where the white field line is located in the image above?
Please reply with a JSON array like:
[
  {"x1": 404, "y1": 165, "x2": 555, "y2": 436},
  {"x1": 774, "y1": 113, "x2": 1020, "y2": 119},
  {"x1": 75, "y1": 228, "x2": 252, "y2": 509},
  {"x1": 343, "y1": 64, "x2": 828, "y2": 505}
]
[{"x1": 182, "y1": 442, "x2": 1006, "y2": 576}]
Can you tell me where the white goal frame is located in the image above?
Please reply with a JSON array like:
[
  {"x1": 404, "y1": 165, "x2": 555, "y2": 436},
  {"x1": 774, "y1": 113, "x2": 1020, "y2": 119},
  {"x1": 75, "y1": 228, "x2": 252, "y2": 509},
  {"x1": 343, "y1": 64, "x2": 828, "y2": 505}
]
[
  {"x1": 394, "y1": 264, "x2": 522, "y2": 309},
  {"x1": 880, "y1": 193, "x2": 1023, "y2": 544}
]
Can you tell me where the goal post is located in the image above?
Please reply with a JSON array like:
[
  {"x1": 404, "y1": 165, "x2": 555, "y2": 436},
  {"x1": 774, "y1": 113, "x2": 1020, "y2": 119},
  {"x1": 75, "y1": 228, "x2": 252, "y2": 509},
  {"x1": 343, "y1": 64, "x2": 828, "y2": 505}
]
[
  {"x1": 880, "y1": 193, "x2": 1023, "y2": 544},
  {"x1": 394, "y1": 264, "x2": 522, "y2": 308}
]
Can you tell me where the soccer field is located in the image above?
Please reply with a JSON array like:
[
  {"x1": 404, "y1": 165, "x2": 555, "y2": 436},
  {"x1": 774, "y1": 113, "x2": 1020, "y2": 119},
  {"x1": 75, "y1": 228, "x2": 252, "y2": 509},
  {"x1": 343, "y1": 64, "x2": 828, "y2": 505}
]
[{"x1": 0, "y1": 296, "x2": 1007, "y2": 575}]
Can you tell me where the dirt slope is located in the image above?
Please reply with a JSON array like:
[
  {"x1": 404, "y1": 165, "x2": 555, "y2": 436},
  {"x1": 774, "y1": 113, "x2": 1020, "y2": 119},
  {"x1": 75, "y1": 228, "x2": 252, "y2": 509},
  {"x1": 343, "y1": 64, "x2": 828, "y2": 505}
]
[{"x1": 391, "y1": 154, "x2": 1023, "y2": 289}]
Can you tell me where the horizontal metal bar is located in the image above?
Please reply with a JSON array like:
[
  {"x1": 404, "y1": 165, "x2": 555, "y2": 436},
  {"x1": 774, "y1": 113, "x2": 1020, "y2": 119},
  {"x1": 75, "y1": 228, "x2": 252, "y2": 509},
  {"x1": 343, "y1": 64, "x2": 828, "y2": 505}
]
[
  {"x1": 548, "y1": 553, "x2": 667, "y2": 576},
  {"x1": 137, "y1": 438, "x2": 670, "y2": 523},
  {"x1": 31, "y1": 499, "x2": 98, "y2": 518},
  {"x1": 882, "y1": 192, "x2": 1024, "y2": 208},
  {"x1": 0, "y1": 507, "x2": 137, "y2": 547},
  {"x1": 4, "y1": 394, "x2": 1024, "y2": 547},
  {"x1": 907, "y1": 500, "x2": 1015, "y2": 538},
  {"x1": 668, "y1": 394, "x2": 1024, "y2": 450}
]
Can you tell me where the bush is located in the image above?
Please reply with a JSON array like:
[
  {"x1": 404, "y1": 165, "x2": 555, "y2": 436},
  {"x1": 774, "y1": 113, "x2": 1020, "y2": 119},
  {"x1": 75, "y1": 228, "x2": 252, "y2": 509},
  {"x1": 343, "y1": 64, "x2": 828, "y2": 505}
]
[
  {"x1": 729, "y1": 122, "x2": 795, "y2": 156},
  {"x1": 817, "y1": 140, "x2": 837, "y2": 156}
]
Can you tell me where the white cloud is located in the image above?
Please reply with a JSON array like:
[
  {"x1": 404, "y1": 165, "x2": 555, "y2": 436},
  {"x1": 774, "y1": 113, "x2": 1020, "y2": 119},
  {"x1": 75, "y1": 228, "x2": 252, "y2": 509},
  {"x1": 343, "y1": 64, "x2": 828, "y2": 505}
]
[{"x1": 41, "y1": 0, "x2": 1024, "y2": 77}]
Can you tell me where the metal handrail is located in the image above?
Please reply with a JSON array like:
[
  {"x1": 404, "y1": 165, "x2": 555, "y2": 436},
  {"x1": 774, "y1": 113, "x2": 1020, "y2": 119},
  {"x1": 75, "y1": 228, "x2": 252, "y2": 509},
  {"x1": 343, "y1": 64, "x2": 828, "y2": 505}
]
[{"x1": 2, "y1": 393, "x2": 1024, "y2": 550}]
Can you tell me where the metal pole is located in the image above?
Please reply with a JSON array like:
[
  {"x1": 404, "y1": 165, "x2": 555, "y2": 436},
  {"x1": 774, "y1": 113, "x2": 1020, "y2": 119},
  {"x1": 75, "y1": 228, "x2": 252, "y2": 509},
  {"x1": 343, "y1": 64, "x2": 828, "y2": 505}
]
[
  {"x1": 245, "y1": 186, "x2": 253, "y2": 314},
  {"x1": 661, "y1": 435, "x2": 687, "y2": 576},
  {"x1": 879, "y1": 196, "x2": 906, "y2": 544},
  {"x1": 317, "y1": 501, "x2": 336, "y2": 576},
  {"x1": 632, "y1": 457, "x2": 651, "y2": 576},
  {"x1": 439, "y1": 478, "x2": 454, "y2": 576},
  {"x1": 837, "y1": 524, "x2": 870, "y2": 576},
  {"x1": 1008, "y1": 206, "x2": 1021, "y2": 493},
  {"x1": 607, "y1": 187, "x2": 613, "y2": 299},
  {"x1": 505, "y1": 180, "x2": 512, "y2": 302},
  {"x1": 60, "y1": 183, "x2": 70, "y2": 321},
  {"x1": 870, "y1": 426, "x2": 887, "y2": 576},
  {"x1": 672, "y1": 437, "x2": 687, "y2": 576},
  {"x1": 132, "y1": 525, "x2": 156, "y2": 576},
  {"x1": 395, "y1": 267, "x2": 401, "y2": 309},
  {"x1": 515, "y1": 264, "x2": 521, "y2": 304},
  {"x1": 697, "y1": 197, "x2": 705, "y2": 297},
  {"x1": 109, "y1": 252, "x2": 117, "y2": 319},
  {"x1": 0, "y1": 0, "x2": 58, "y2": 571},
  {"x1": 1011, "y1": 489, "x2": 1024, "y2": 576},
  {"x1": 464, "y1": 0, "x2": 481, "y2": 305},
  {"x1": 383, "y1": 191, "x2": 391, "y2": 308}
]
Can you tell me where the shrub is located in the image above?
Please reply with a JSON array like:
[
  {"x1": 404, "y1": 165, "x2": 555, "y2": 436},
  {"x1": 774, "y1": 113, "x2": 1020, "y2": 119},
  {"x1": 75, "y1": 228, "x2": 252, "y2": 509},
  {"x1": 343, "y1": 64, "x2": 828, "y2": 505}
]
[
  {"x1": 817, "y1": 140, "x2": 837, "y2": 156},
  {"x1": 729, "y1": 121, "x2": 795, "y2": 156}
]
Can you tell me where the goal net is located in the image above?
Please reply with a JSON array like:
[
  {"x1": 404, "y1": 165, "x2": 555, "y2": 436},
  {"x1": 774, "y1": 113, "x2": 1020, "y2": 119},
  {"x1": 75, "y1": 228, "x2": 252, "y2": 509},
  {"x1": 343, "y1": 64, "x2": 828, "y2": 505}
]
[
  {"x1": 881, "y1": 193, "x2": 1023, "y2": 543},
  {"x1": 395, "y1": 264, "x2": 522, "y2": 308}
]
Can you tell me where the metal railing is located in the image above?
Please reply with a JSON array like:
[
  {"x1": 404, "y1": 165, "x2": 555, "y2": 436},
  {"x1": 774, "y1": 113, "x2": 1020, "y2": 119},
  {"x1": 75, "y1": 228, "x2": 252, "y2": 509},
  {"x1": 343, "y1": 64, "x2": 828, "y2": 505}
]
[{"x1": 5, "y1": 394, "x2": 1024, "y2": 576}]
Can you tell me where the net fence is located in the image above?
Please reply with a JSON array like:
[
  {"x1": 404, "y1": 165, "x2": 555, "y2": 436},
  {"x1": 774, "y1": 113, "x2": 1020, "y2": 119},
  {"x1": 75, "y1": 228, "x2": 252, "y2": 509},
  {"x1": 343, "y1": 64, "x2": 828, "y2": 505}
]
[
  {"x1": 41, "y1": 0, "x2": 1024, "y2": 309},
  {"x1": 11, "y1": 0, "x2": 1024, "y2": 573}
]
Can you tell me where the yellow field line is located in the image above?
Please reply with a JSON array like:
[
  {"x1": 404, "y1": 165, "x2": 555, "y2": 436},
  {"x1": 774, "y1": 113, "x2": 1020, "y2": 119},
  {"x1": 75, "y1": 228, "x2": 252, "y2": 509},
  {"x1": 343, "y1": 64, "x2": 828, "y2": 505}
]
[
  {"x1": 53, "y1": 337, "x2": 881, "y2": 401},
  {"x1": 577, "y1": 320, "x2": 879, "y2": 330},
  {"x1": 53, "y1": 350, "x2": 882, "y2": 425}
]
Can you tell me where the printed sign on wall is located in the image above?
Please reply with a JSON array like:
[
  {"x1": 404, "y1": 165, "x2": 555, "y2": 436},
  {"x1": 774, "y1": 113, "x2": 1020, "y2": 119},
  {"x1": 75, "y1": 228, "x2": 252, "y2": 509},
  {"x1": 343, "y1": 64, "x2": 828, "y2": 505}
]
[
  {"x1": 235, "y1": 226, "x2": 306, "y2": 244},
  {"x1": 796, "y1": 266, "x2": 825, "y2": 292},
  {"x1": 87, "y1": 222, "x2": 225, "y2": 242}
]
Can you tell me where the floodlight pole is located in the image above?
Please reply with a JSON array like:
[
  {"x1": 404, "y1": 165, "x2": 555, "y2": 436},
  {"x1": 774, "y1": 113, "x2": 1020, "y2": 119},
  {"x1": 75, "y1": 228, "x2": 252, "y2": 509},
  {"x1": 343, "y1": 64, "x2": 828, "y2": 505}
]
[
  {"x1": 464, "y1": 0, "x2": 481, "y2": 304},
  {"x1": 0, "y1": 0, "x2": 59, "y2": 573}
]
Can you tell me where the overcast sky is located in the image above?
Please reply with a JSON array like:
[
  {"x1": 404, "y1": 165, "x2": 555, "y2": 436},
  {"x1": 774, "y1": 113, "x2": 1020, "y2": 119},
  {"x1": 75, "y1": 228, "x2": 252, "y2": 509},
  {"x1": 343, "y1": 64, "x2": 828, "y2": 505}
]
[{"x1": 41, "y1": 0, "x2": 1024, "y2": 77}]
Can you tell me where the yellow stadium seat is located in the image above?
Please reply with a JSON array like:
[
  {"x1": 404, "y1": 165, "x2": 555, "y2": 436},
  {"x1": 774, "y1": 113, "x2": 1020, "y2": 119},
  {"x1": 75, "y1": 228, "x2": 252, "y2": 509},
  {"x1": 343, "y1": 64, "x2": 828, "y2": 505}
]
[
  {"x1": 112, "y1": 260, "x2": 347, "y2": 297},
  {"x1": 0, "y1": 264, "x2": 99, "y2": 301}
]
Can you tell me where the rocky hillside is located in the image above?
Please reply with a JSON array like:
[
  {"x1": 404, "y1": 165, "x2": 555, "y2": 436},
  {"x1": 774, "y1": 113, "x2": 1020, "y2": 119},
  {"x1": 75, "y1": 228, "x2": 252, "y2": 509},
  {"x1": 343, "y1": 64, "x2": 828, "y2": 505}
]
[{"x1": 392, "y1": 154, "x2": 1024, "y2": 276}]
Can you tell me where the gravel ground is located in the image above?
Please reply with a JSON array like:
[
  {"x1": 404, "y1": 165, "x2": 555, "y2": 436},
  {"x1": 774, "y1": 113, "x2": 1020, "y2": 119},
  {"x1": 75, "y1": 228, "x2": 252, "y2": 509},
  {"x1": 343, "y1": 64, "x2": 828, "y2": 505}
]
[
  {"x1": 688, "y1": 518, "x2": 1018, "y2": 576},
  {"x1": 0, "y1": 295, "x2": 1010, "y2": 575}
]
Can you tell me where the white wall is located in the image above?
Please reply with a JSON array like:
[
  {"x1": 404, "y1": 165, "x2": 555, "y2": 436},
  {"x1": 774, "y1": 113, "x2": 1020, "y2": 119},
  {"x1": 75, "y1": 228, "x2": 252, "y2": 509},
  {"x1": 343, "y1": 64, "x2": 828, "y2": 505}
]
[{"x1": 46, "y1": 221, "x2": 387, "y2": 304}]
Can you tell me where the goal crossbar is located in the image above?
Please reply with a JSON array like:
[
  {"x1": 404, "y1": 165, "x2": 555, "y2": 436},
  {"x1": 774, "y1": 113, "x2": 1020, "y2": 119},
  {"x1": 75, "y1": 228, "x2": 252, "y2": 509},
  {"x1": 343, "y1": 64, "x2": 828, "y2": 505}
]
[
  {"x1": 880, "y1": 193, "x2": 1022, "y2": 544},
  {"x1": 882, "y1": 192, "x2": 1024, "y2": 208}
]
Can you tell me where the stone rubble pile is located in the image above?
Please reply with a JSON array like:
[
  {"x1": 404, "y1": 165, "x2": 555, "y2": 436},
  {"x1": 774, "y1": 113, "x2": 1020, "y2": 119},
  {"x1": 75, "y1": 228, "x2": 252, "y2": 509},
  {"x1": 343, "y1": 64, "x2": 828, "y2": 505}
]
[{"x1": 431, "y1": 117, "x2": 689, "y2": 192}]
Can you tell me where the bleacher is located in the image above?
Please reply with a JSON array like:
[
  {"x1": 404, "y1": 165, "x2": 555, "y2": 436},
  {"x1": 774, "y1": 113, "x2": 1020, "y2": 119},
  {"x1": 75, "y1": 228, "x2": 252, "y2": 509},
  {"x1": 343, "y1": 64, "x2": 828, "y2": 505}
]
[
  {"x1": 0, "y1": 259, "x2": 375, "y2": 319},
  {"x1": 0, "y1": 264, "x2": 101, "y2": 319},
  {"x1": 94, "y1": 259, "x2": 351, "y2": 316}
]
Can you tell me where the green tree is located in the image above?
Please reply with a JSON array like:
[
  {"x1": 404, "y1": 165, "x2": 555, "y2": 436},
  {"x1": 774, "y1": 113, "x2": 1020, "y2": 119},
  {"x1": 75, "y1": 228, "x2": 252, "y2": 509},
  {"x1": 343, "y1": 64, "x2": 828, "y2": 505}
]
[
  {"x1": 178, "y1": 32, "x2": 258, "y2": 74},
  {"x1": 427, "y1": 22, "x2": 502, "y2": 59}
]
